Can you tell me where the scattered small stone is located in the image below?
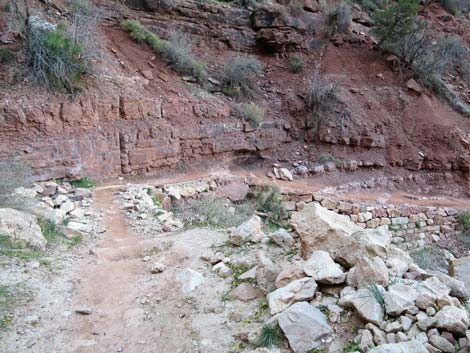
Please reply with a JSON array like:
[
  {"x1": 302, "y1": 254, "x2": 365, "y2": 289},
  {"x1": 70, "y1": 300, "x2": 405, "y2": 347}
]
[{"x1": 75, "y1": 306, "x2": 93, "y2": 315}]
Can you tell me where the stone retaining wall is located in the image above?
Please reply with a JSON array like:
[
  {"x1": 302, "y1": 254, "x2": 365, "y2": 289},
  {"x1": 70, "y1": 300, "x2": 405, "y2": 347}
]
[{"x1": 282, "y1": 192, "x2": 463, "y2": 248}]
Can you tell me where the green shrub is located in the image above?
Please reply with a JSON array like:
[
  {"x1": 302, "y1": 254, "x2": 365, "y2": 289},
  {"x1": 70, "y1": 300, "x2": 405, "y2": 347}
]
[
  {"x1": 372, "y1": 0, "x2": 421, "y2": 48},
  {"x1": 232, "y1": 102, "x2": 265, "y2": 127},
  {"x1": 0, "y1": 48, "x2": 15, "y2": 63},
  {"x1": 342, "y1": 340, "x2": 361, "y2": 353},
  {"x1": 459, "y1": 211, "x2": 470, "y2": 233},
  {"x1": 257, "y1": 324, "x2": 282, "y2": 348},
  {"x1": 221, "y1": 54, "x2": 262, "y2": 99},
  {"x1": 70, "y1": 177, "x2": 96, "y2": 188},
  {"x1": 289, "y1": 56, "x2": 304, "y2": 73},
  {"x1": 369, "y1": 283, "x2": 386, "y2": 312},
  {"x1": 251, "y1": 185, "x2": 286, "y2": 221},
  {"x1": 38, "y1": 218, "x2": 66, "y2": 242},
  {"x1": 27, "y1": 23, "x2": 87, "y2": 92},
  {"x1": 121, "y1": 20, "x2": 206, "y2": 82},
  {"x1": 0, "y1": 236, "x2": 43, "y2": 260}
]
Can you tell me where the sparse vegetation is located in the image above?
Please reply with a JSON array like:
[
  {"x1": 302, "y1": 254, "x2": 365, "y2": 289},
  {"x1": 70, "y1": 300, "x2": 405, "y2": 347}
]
[
  {"x1": 327, "y1": 2, "x2": 352, "y2": 35},
  {"x1": 372, "y1": 0, "x2": 421, "y2": 48},
  {"x1": 220, "y1": 54, "x2": 262, "y2": 99},
  {"x1": 232, "y1": 102, "x2": 265, "y2": 127},
  {"x1": 0, "y1": 285, "x2": 14, "y2": 330},
  {"x1": 250, "y1": 185, "x2": 286, "y2": 222},
  {"x1": 0, "y1": 48, "x2": 15, "y2": 63},
  {"x1": 257, "y1": 323, "x2": 282, "y2": 348},
  {"x1": 458, "y1": 210, "x2": 470, "y2": 246},
  {"x1": 121, "y1": 20, "x2": 207, "y2": 82},
  {"x1": 289, "y1": 56, "x2": 304, "y2": 73},
  {"x1": 369, "y1": 283, "x2": 386, "y2": 312},
  {"x1": 38, "y1": 218, "x2": 66, "y2": 243},
  {"x1": 304, "y1": 69, "x2": 338, "y2": 130},
  {"x1": 70, "y1": 177, "x2": 96, "y2": 188},
  {"x1": 0, "y1": 236, "x2": 43, "y2": 260},
  {"x1": 410, "y1": 245, "x2": 447, "y2": 271},
  {"x1": 0, "y1": 158, "x2": 32, "y2": 209},
  {"x1": 181, "y1": 198, "x2": 254, "y2": 228},
  {"x1": 342, "y1": 340, "x2": 361, "y2": 353},
  {"x1": 26, "y1": 0, "x2": 98, "y2": 93},
  {"x1": 372, "y1": 0, "x2": 469, "y2": 101}
]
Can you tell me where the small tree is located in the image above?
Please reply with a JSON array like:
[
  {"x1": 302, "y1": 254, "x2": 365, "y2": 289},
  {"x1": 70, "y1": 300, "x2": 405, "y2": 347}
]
[{"x1": 372, "y1": 0, "x2": 422, "y2": 47}]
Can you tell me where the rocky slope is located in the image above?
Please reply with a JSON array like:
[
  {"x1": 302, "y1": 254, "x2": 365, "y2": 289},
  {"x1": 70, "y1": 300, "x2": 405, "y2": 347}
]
[{"x1": 0, "y1": 0, "x2": 468, "y2": 197}]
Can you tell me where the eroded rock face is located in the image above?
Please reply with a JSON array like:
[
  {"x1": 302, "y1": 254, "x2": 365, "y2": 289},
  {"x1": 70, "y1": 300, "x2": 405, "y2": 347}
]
[
  {"x1": 0, "y1": 208, "x2": 46, "y2": 250},
  {"x1": 277, "y1": 302, "x2": 332, "y2": 353}
]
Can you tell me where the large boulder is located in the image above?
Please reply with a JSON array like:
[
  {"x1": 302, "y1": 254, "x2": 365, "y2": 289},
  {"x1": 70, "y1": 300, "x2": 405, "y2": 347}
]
[
  {"x1": 384, "y1": 283, "x2": 419, "y2": 316},
  {"x1": 277, "y1": 302, "x2": 332, "y2": 353},
  {"x1": 267, "y1": 277, "x2": 317, "y2": 314},
  {"x1": 427, "y1": 270, "x2": 469, "y2": 300},
  {"x1": 350, "y1": 287, "x2": 385, "y2": 326},
  {"x1": 230, "y1": 216, "x2": 266, "y2": 245},
  {"x1": 303, "y1": 250, "x2": 345, "y2": 284},
  {"x1": 368, "y1": 341, "x2": 428, "y2": 353},
  {"x1": 347, "y1": 256, "x2": 389, "y2": 288},
  {"x1": 433, "y1": 306, "x2": 469, "y2": 336},
  {"x1": 290, "y1": 203, "x2": 361, "y2": 264},
  {"x1": 0, "y1": 208, "x2": 46, "y2": 250}
]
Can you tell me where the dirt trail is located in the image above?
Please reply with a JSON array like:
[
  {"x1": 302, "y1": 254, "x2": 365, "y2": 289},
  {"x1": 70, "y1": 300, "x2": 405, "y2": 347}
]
[{"x1": 68, "y1": 186, "x2": 150, "y2": 353}]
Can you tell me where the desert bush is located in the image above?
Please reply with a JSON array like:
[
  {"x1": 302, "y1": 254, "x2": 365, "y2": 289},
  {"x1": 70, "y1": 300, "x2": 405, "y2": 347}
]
[
  {"x1": 459, "y1": 211, "x2": 470, "y2": 232},
  {"x1": 38, "y1": 218, "x2": 66, "y2": 242},
  {"x1": 305, "y1": 70, "x2": 337, "y2": 111},
  {"x1": 304, "y1": 69, "x2": 337, "y2": 129},
  {"x1": 410, "y1": 245, "x2": 448, "y2": 271},
  {"x1": 232, "y1": 102, "x2": 265, "y2": 127},
  {"x1": 121, "y1": 20, "x2": 206, "y2": 82},
  {"x1": 0, "y1": 48, "x2": 15, "y2": 63},
  {"x1": 257, "y1": 324, "x2": 282, "y2": 348},
  {"x1": 181, "y1": 198, "x2": 253, "y2": 228},
  {"x1": 160, "y1": 32, "x2": 207, "y2": 81},
  {"x1": 0, "y1": 158, "x2": 32, "y2": 209},
  {"x1": 412, "y1": 35, "x2": 468, "y2": 87},
  {"x1": 27, "y1": 22, "x2": 86, "y2": 92},
  {"x1": 327, "y1": 2, "x2": 352, "y2": 35},
  {"x1": 250, "y1": 185, "x2": 286, "y2": 221},
  {"x1": 221, "y1": 54, "x2": 262, "y2": 99},
  {"x1": 459, "y1": 211, "x2": 470, "y2": 238},
  {"x1": 26, "y1": 0, "x2": 98, "y2": 92},
  {"x1": 289, "y1": 56, "x2": 304, "y2": 73}
]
